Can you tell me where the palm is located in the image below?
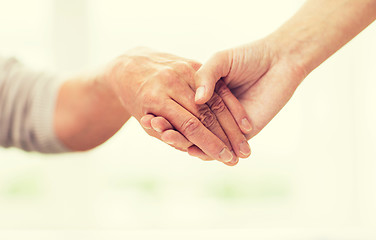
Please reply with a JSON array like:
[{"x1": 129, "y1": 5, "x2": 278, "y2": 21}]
[{"x1": 220, "y1": 41, "x2": 305, "y2": 139}]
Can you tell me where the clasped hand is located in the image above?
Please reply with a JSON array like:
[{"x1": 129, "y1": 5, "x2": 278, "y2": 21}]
[
  {"x1": 105, "y1": 37, "x2": 306, "y2": 166},
  {"x1": 105, "y1": 47, "x2": 252, "y2": 166}
]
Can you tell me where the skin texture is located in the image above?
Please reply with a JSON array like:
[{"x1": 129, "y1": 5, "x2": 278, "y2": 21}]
[
  {"x1": 54, "y1": 48, "x2": 251, "y2": 165},
  {"x1": 54, "y1": 71, "x2": 130, "y2": 151},
  {"x1": 143, "y1": 0, "x2": 376, "y2": 161}
]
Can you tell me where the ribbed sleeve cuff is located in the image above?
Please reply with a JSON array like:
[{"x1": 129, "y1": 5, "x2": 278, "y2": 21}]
[
  {"x1": 31, "y1": 74, "x2": 70, "y2": 153},
  {"x1": 0, "y1": 56, "x2": 71, "y2": 153}
]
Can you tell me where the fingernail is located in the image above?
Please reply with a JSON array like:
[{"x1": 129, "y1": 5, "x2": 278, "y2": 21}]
[
  {"x1": 219, "y1": 148, "x2": 233, "y2": 163},
  {"x1": 230, "y1": 151, "x2": 238, "y2": 164},
  {"x1": 239, "y1": 141, "x2": 251, "y2": 156},
  {"x1": 195, "y1": 86, "x2": 206, "y2": 102},
  {"x1": 241, "y1": 118, "x2": 252, "y2": 132}
]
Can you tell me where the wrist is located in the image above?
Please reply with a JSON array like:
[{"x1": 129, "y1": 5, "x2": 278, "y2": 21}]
[
  {"x1": 55, "y1": 70, "x2": 130, "y2": 151},
  {"x1": 265, "y1": 0, "x2": 376, "y2": 78},
  {"x1": 265, "y1": 29, "x2": 317, "y2": 80},
  {"x1": 102, "y1": 53, "x2": 140, "y2": 114}
]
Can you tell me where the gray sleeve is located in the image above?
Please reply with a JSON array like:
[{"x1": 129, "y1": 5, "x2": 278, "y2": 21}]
[{"x1": 0, "y1": 56, "x2": 69, "y2": 153}]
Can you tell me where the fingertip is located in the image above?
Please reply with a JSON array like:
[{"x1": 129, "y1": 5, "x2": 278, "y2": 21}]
[
  {"x1": 240, "y1": 117, "x2": 253, "y2": 134},
  {"x1": 239, "y1": 140, "x2": 251, "y2": 158},
  {"x1": 188, "y1": 146, "x2": 213, "y2": 161},
  {"x1": 195, "y1": 85, "x2": 215, "y2": 104},
  {"x1": 151, "y1": 116, "x2": 172, "y2": 133},
  {"x1": 140, "y1": 114, "x2": 154, "y2": 129},
  {"x1": 194, "y1": 72, "x2": 214, "y2": 104},
  {"x1": 194, "y1": 86, "x2": 206, "y2": 103},
  {"x1": 224, "y1": 157, "x2": 239, "y2": 166},
  {"x1": 161, "y1": 130, "x2": 193, "y2": 150}
]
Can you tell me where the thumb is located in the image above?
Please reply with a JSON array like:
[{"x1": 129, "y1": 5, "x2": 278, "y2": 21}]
[{"x1": 194, "y1": 50, "x2": 232, "y2": 104}]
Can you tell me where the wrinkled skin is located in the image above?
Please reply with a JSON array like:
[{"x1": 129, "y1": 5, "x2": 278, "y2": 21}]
[{"x1": 105, "y1": 48, "x2": 251, "y2": 165}]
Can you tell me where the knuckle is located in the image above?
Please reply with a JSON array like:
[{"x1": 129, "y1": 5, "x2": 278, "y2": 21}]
[
  {"x1": 207, "y1": 95, "x2": 226, "y2": 115},
  {"x1": 197, "y1": 105, "x2": 216, "y2": 128},
  {"x1": 158, "y1": 67, "x2": 178, "y2": 85},
  {"x1": 140, "y1": 92, "x2": 165, "y2": 114},
  {"x1": 180, "y1": 117, "x2": 201, "y2": 137},
  {"x1": 215, "y1": 81, "x2": 232, "y2": 98},
  {"x1": 140, "y1": 88, "x2": 158, "y2": 105}
]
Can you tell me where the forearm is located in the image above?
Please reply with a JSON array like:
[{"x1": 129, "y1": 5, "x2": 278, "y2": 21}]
[
  {"x1": 55, "y1": 71, "x2": 130, "y2": 151},
  {"x1": 268, "y1": 0, "x2": 376, "y2": 75}
]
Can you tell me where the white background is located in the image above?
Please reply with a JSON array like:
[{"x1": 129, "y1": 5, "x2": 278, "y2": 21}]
[{"x1": 0, "y1": 0, "x2": 375, "y2": 238}]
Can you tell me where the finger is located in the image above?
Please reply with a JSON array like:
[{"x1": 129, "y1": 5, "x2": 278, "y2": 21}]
[
  {"x1": 143, "y1": 128, "x2": 187, "y2": 153},
  {"x1": 151, "y1": 116, "x2": 174, "y2": 133},
  {"x1": 140, "y1": 114, "x2": 211, "y2": 158},
  {"x1": 157, "y1": 99, "x2": 236, "y2": 164},
  {"x1": 171, "y1": 79, "x2": 247, "y2": 159},
  {"x1": 195, "y1": 50, "x2": 232, "y2": 104},
  {"x1": 140, "y1": 115, "x2": 189, "y2": 153},
  {"x1": 155, "y1": 125, "x2": 214, "y2": 160},
  {"x1": 148, "y1": 116, "x2": 196, "y2": 151},
  {"x1": 149, "y1": 116, "x2": 212, "y2": 159},
  {"x1": 169, "y1": 84, "x2": 238, "y2": 163},
  {"x1": 140, "y1": 114, "x2": 155, "y2": 129},
  {"x1": 215, "y1": 80, "x2": 253, "y2": 134},
  {"x1": 160, "y1": 129, "x2": 194, "y2": 151},
  {"x1": 206, "y1": 92, "x2": 251, "y2": 158},
  {"x1": 187, "y1": 146, "x2": 214, "y2": 161},
  {"x1": 149, "y1": 116, "x2": 216, "y2": 161},
  {"x1": 188, "y1": 146, "x2": 238, "y2": 166},
  {"x1": 142, "y1": 126, "x2": 162, "y2": 139}
]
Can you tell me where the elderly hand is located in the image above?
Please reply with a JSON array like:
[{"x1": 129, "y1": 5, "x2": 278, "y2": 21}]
[{"x1": 105, "y1": 47, "x2": 251, "y2": 165}]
